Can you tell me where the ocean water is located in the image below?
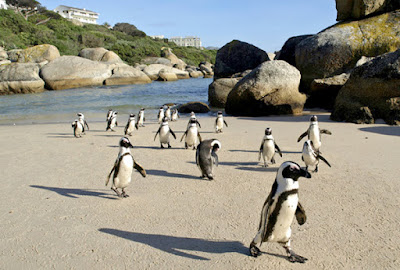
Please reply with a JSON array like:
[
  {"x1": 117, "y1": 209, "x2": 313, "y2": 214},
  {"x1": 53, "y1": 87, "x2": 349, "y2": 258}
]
[{"x1": 0, "y1": 78, "x2": 213, "y2": 125}]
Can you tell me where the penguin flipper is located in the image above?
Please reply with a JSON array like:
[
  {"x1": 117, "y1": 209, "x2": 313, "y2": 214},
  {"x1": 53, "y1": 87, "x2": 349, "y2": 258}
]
[
  {"x1": 297, "y1": 131, "x2": 307, "y2": 142},
  {"x1": 224, "y1": 120, "x2": 228, "y2": 127},
  {"x1": 133, "y1": 161, "x2": 146, "y2": 177},
  {"x1": 180, "y1": 130, "x2": 187, "y2": 142},
  {"x1": 170, "y1": 129, "x2": 176, "y2": 139},
  {"x1": 154, "y1": 128, "x2": 161, "y2": 141},
  {"x1": 135, "y1": 122, "x2": 139, "y2": 130},
  {"x1": 320, "y1": 129, "x2": 332, "y2": 135},
  {"x1": 295, "y1": 202, "x2": 307, "y2": 225},
  {"x1": 211, "y1": 152, "x2": 219, "y2": 166},
  {"x1": 124, "y1": 123, "x2": 129, "y2": 135},
  {"x1": 197, "y1": 120, "x2": 201, "y2": 128},
  {"x1": 259, "y1": 143, "x2": 264, "y2": 161},
  {"x1": 275, "y1": 143, "x2": 283, "y2": 157},
  {"x1": 317, "y1": 154, "x2": 331, "y2": 167},
  {"x1": 106, "y1": 163, "x2": 117, "y2": 186},
  {"x1": 198, "y1": 132, "x2": 202, "y2": 142},
  {"x1": 85, "y1": 121, "x2": 89, "y2": 130}
]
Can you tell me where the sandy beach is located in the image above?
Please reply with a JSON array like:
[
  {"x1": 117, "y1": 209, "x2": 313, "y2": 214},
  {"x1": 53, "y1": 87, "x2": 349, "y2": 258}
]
[{"x1": 1, "y1": 113, "x2": 399, "y2": 269}]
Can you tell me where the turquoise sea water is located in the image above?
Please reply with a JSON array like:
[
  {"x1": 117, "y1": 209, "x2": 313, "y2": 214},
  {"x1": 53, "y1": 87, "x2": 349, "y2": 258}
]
[{"x1": 0, "y1": 78, "x2": 213, "y2": 125}]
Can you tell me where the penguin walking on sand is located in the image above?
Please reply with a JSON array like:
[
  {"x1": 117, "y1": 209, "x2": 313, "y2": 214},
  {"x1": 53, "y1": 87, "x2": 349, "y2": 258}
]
[
  {"x1": 124, "y1": 114, "x2": 138, "y2": 136},
  {"x1": 154, "y1": 117, "x2": 176, "y2": 148},
  {"x1": 249, "y1": 161, "x2": 311, "y2": 263},
  {"x1": 215, "y1": 111, "x2": 228, "y2": 133},
  {"x1": 171, "y1": 109, "x2": 179, "y2": 121},
  {"x1": 165, "y1": 106, "x2": 171, "y2": 120},
  {"x1": 187, "y1": 112, "x2": 201, "y2": 129},
  {"x1": 106, "y1": 111, "x2": 118, "y2": 131},
  {"x1": 259, "y1": 128, "x2": 283, "y2": 167},
  {"x1": 77, "y1": 113, "x2": 89, "y2": 134},
  {"x1": 196, "y1": 139, "x2": 221, "y2": 180},
  {"x1": 302, "y1": 140, "x2": 331, "y2": 172},
  {"x1": 106, "y1": 137, "x2": 146, "y2": 198},
  {"x1": 157, "y1": 107, "x2": 165, "y2": 124},
  {"x1": 297, "y1": 115, "x2": 332, "y2": 153},
  {"x1": 71, "y1": 119, "x2": 83, "y2": 138},
  {"x1": 181, "y1": 118, "x2": 202, "y2": 149},
  {"x1": 106, "y1": 109, "x2": 113, "y2": 122},
  {"x1": 137, "y1": 108, "x2": 145, "y2": 127}
]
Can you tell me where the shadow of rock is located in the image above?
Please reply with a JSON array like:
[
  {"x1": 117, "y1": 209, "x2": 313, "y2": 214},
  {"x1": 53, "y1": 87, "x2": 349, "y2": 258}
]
[{"x1": 359, "y1": 126, "x2": 400, "y2": 137}]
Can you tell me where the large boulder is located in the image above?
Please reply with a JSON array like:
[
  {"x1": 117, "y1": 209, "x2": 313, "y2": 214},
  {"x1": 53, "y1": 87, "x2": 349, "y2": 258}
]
[
  {"x1": 331, "y1": 49, "x2": 400, "y2": 125},
  {"x1": 160, "y1": 47, "x2": 186, "y2": 70},
  {"x1": 79, "y1": 48, "x2": 123, "y2": 63},
  {"x1": 336, "y1": 0, "x2": 400, "y2": 21},
  {"x1": 142, "y1": 64, "x2": 189, "y2": 80},
  {"x1": 225, "y1": 60, "x2": 306, "y2": 116},
  {"x1": 178, "y1": 102, "x2": 210, "y2": 113},
  {"x1": 40, "y1": 56, "x2": 112, "y2": 90},
  {"x1": 157, "y1": 69, "x2": 178, "y2": 81},
  {"x1": 15, "y1": 44, "x2": 60, "y2": 63},
  {"x1": 277, "y1": 35, "x2": 313, "y2": 67},
  {"x1": 7, "y1": 49, "x2": 22, "y2": 62},
  {"x1": 214, "y1": 40, "x2": 270, "y2": 79},
  {"x1": 208, "y1": 78, "x2": 239, "y2": 108},
  {"x1": 0, "y1": 47, "x2": 8, "y2": 61},
  {"x1": 295, "y1": 10, "x2": 400, "y2": 90},
  {"x1": 141, "y1": 57, "x2": 172, "y2": 66},
  {"x1": 199, "y1": 62, "x2": 214, "y2": 78},
  {"x1": 101, "y1": 51, "x2": 123, "y2": 63},
  {"x1": 0, "y1": 63, "x2": 45, "y2": 95},
  {"x1": 105, "y1": 63, "x2": 151, "y2": 85}
]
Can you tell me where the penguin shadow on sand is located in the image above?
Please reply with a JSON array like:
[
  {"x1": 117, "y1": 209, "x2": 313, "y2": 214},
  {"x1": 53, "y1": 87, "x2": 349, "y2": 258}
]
[
  {"x1": 146, "y1": 169, "x2": 204, "y2": 181},
  {"x1": 98, "y1": 228, "x2": 247, "y2": 260},
  {"x1": 186, "y1": 161, "x2": 276, "y2": 172},
  {"x1": 46, "y1": 133, "x2": 77, "y2": 139},
  {"x1": 30, "y1": 185, "x2": 117, "y2": 200}
]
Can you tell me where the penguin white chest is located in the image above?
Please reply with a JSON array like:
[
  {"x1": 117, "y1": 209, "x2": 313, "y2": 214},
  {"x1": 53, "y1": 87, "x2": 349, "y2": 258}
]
[
  {"x1": 309, "y1": 126, "x2": 321, "y2": 150},
  {"x1": 216, "y1": 118, "x2": 224, "y2": 129},
  {"x1": 186, "y1": 128, "x2": 198, "y2": 146},
  {"x1": 303, "y1": 147, "x2": 318, "y2": 166},
  {"x1": 159, "y1": 126, "x2": 170, "y2": 143},
  {"x1": 127, "y1": 121, "x2": 135, "y2": 133},
  {"x1": 268, "y1": 193, "x2": 298, "y2": 242},
  {"x1": 114, "y1": 155, "x2": 133, "y2": 188},
  {"x1": 110, "y1": 117, "x2": 117, "y2": 128},
  {"x1": 263, "y1": 140, "x2": 275, "y2": 160}
]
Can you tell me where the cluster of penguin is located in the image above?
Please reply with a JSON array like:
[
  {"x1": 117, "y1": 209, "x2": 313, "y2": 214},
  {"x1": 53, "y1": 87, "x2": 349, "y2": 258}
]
[{"x1": 71, "y1": 110, "x2": 332, "y2": 263}]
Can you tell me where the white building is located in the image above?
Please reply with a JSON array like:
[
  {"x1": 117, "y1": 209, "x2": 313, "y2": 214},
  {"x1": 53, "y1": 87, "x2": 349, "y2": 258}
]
[
  {"x1": 53, "y1": 5, "x2": 99, "y2": 25},
  {"x1": 169, "y1": 36, "x2": 202, "y2": 48},
  {"x1": 150, "y1": 35, "x2": 165, "y2": 39},
  {"x1": 0, "y1": 0, "x2": 8, "y2": 9}
]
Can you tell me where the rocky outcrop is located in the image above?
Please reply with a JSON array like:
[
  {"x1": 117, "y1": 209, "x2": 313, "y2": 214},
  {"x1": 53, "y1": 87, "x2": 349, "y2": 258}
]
[
  {"x1": 141, "y1": 57, "x2": 172, "y2": 66},
  {"x1": 13, "y1": 44, "x2": 60, "y2": 63},
  {"x1": 0, "y1": 47, "x2": 8, "y2": 61},
  {"x1": 40, "y1": 56, "x2": 112, "y2": 90},
  {"x1": 79, "y1": 48, "x2": 123, "y2": 63},
  {"x1": 295, "y1": 10, "x2": 400, "y2": 90},
  {"x1": 277, "y1": 35, "x2": 313, "y2": 67},
  {"x1": 0, "y1": 63, "x2": 45, "y2": 95},
  {"x1": 225, "y1": 60, "x2": 306, "y2": 116},
  {"x1": 157, "y1": 69, "x2": 178, "y2": 81},
  {"x1": 161, "y1": 47, "x2": 186, "y2": 70},
  {"x1": 331, "y1": 49, "x2": 400, "y2": 125},
  {"x1": 199, "y1": 62, "x2": 214, "y2": 78},
  {"x1": 208, "y1": 78, "x2": 239, "y2": 108},
  {"x1": 105, "y1": 63, "x2": 151, "y2": 85},
  {"x1": 336, "y1": 0, "x2": 400, "y2": 21},
  {"x1": 214, "y1": 40, "x2": 270, "y2": 79},
  {"x1": 142, "y1": 64, "x2": 189, "y2": 80},
  {"x1": 178, "y1": 102, "x2": 210, "y2": 113}
]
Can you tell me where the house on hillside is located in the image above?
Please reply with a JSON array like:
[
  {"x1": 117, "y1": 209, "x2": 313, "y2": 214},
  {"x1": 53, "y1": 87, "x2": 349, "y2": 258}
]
[
  {"x1": 53, "y1": 5, "x2": 99, "y2": 25},
  {"x1": 0, "y1": 0, "x2": 8, "y2": 9},
  {"x1": 169, "y1": 36, "x2": 202, "y2": 48}
]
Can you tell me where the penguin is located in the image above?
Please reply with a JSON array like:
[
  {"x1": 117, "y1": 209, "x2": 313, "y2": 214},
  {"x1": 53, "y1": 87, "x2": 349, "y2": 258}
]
[
  {"x1": 106, "y1": 137, "x2": 146, "y2": 198},
  {"x1": 106, "y1": 109, "x2": 113, "y2": 122},
  {"x1": 154, "y1": 116, "x2": 176, "y2": 148},
  {"x1": 196, "y1": 139, "x2": 221, "y2": 180},
  {"x1": 157, "y1": 107, "x2": 165, "y2": 124},
  {"x1": 297, "y1": 115, "x2": 332, "y2": 153},
  {"x1": 180, "y1": 118, "x2": 202, "y2": 150},
  {"x1": 187, "y1": 111, "x2": 201, "y2": 129},
  {"x1": 165, "y1": 106, "x2": 171, "y2": 120},
  {"x1": 124, "y1": 114, "x2": 138, "y2": 136},
  {"x1": 258, "y1": 127, "x2": 283, "y2": 167},
  {"x1": 301, "y1": 140, "x2": 331, "y2": 172},
  {"x1": 249, "y1": 161, "x2": 311, "y2": 263},
  {"x1": 215, "y1": 111, "x2": 228, "y2": 133},
  {"x1": 77, "y1": 113, "x2": 89, "y2": 134},
  {"x1": 171, "y1": 109, "x2": 179, "y2": 122},
  {"x1": 106, "y1": 111, "x2": 118, "y2": 131},
  {"x1": 71, "y1": 119, "x2": 83, "y2": 138},
  {"x1": 137, "y1": 108, "x2": 145, "y2": 127}
]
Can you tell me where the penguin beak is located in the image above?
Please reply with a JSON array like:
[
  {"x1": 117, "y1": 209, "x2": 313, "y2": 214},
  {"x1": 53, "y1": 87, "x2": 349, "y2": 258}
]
[{"x1": 300, "y1": 168, "x2": 312, "y2": 179}]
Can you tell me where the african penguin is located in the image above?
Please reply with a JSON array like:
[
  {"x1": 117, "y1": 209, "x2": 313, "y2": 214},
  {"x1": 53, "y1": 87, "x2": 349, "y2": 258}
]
[
  {"x1": 181, "y1": 118, "x2": 202, "y2": 150},
  {"x1": 215, "y1": 111, "x2": 228, "y2": 133},
  {"x1": 154, "y1": 116, "x2": 176, "y2": 148},
  {"x1": 106, "y1": 111, "x2": 118, "y2": 131},
  {"x1": 187, "y1": 111, "x2": 201, "y2": 129},
  {"x1": 249, "y1": 161, "x2": 311, "y2": 263},
  {"x1": 157, "y1": 107, "x2": 165, "y2": 124},
  {"x1": 106, "y1": 109, "x2": 113, "y2": 122},
  {"x1": 124, "y1": 114, "x2": 138, "y2": 136},
  {"x1": 77, "y1": 113, "x2": 89, "y2": 134},
  {"x1": 106, "y1": 137, "x2": 146, "y2": 198},
  {"x1": 71, "y1": 119, "x2": 83, "y2": 138},
  {"x1": 301, "y1": 140, "x2": 331, "y2": 173},
  {"x1": 171, "y1": 109, "x2": 179, "y2": 121},
  {"x1": 137, "y1": 108, "x2": 145, "y2": 127},
  {"x1": 297, "y1": 115, "x2": 332, "y2": 153},
  {"x1": 165, "y1": 106, "x2": 171, "y2": 120},
  {"x1": 196, "y1": 139, "x2": 221, "y2": 180},
  {"x1": 258, "y1": 127, "x2": 283, "y2": 167}
]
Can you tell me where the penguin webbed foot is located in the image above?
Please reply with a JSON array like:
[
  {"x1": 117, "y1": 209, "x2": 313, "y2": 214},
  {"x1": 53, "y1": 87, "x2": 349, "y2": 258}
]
[
  {"x1": 249, "y1": 243, "x2": 261, "y2": 257},
  {"x1": 168, "y1": 143, "x2": 171, "y2": 148},
  {"x1": 111, "y1": 187, "x2": 123, "y2": 198},
  {"x1": 313, "y1": 166, "x2": 318, "y2": 173},
  {"x1": 287, "y1": 251, "x2": 308, "y2": 263},
  {"x1": 121, "y1": 190, "x2": 129, "y2": 198}
]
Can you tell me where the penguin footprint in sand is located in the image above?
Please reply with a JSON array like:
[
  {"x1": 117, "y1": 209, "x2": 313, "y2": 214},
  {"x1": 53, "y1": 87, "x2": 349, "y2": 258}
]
[
  {"x1": 301, "y1": 140, "x2": 331, "y2": 173},
  {"x1": 106, "y1": 137, "x2": 146, "y2": 198},
  {"x1": 249, "y1": 161, "x2": 311, "y2": 263}
]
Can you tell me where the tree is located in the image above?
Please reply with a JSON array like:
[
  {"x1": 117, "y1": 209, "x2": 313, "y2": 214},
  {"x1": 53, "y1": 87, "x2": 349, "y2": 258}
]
[
  {"x1": 6, "y1": 0, "x2": 42, "y2": 20},
  {"x1": 113, "y1": 22, "x2": 146, "y2": 38}
]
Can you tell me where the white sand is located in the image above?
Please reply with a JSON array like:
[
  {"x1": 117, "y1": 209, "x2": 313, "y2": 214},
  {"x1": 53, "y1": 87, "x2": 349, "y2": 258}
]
[{"x1": 0, "y1": 113, "x2": 399, "y2": 269}]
